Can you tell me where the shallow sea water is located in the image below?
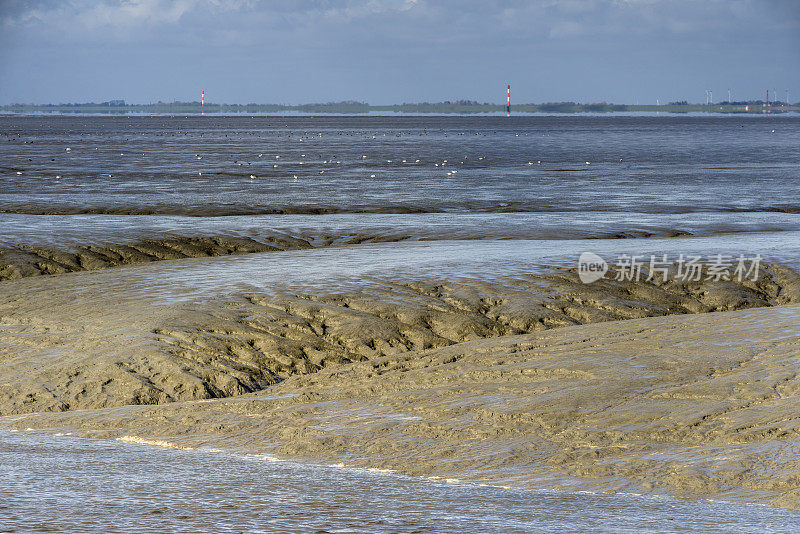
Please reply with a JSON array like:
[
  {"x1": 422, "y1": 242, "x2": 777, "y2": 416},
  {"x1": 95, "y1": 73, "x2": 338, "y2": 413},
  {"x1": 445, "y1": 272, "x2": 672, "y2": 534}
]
[
  {"x1": 20, "y1": 231, "x2": 797, "y2": 305},
  {"x1": 1, "y1": 115, "x2": 799, "y2": 238},
  {"x1": 2, "y1": 431, "x2": 799, "y2": 534}
]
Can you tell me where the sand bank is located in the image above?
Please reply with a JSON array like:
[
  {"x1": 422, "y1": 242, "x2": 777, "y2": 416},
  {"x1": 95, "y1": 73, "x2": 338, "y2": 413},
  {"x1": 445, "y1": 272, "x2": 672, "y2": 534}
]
[
  {"x1": 2, "y1": 248, "x2": 800, "y2": 508},
  {"x1": 0, "y1": 253, "x2": 798, "y2": 414},
  {"x1": 0, "y1": 232, "x2": 357, "y2": 281},
  {"x1": 4, "y1": 220, "x2": 800, "y2": 282},
  {"x1": 5, "y1": 304, "x2": 800, "y2": 508}
]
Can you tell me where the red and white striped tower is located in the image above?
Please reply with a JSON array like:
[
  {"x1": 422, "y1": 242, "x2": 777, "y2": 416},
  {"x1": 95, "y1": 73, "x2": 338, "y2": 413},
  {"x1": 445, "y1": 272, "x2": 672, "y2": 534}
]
[
  {"x1": 201, "y1": 90, "x2": 205, "y2": 115},
  {"x1": 506, "y1": 85, "x2": 511, "y2": 117}
]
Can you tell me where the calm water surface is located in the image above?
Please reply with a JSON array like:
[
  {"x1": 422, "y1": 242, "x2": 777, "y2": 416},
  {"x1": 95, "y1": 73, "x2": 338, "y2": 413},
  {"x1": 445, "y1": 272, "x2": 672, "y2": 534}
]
[
  {"x1": 2, "y1": 431, "x2": 799, "y2": 534},
  {"x1": 0, "y1": 115, "x2": 798, "y2": 242}
]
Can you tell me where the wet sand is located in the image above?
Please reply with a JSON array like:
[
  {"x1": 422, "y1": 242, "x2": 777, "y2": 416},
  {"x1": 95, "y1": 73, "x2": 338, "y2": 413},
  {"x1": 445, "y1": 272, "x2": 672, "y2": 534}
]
[
  {"x1": 4, "y1": 214, "x2": 800, "y2": 282},
  {"x1": 0, "y1": 232, "x2": 314, "y2": 281},
  {"x1": 5, "y1": 304, "x2": 800, "y2": 509},
  {"x1": 0, "y1": 248, "x2": 798, "y2": 414},
  {"x1": 2, "y1": 246, "x2": 800, "y2": 509}
]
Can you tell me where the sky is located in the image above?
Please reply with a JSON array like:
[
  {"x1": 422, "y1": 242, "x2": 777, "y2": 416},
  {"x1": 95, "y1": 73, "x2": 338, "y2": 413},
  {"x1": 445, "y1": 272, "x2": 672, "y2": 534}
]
[{"x1": 0, "y1": 0, "x2": 798, "y2": 105}]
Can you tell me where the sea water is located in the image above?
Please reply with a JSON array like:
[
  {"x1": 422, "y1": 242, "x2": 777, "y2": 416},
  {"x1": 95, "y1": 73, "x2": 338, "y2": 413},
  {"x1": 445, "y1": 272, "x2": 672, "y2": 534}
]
[
  {"x1": 0, "y1": 115, "x2": 798, "y2": 241},
  {"x1": 1, "y1": 431, "x2": 799, "y2": 534}
]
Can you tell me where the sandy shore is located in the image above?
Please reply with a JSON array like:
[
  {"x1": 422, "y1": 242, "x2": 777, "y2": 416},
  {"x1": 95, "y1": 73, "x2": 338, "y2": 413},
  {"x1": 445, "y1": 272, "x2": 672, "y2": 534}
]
[
  {"x1": 0, "y1": 255, "x2": 797, "y2": 414},
  {"x1": 5, "y1": 304, "x2": 800, "y2": 509},
  {"x1": 1, "y1": 250, "x2": 800, "y2": 508},
  {"x1": 0, "y1": 232, "x2": 402, "y2": 281}
]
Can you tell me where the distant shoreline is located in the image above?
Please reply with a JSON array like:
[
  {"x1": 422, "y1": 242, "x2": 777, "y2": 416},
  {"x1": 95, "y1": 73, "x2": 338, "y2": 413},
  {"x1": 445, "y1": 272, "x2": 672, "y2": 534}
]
[{"x1": 2, "y1": 102, "x2": 798, "y2": 115}]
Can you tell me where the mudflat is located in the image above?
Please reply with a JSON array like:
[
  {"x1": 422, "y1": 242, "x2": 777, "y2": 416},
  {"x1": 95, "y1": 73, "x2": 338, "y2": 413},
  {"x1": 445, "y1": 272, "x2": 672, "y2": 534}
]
[
  {"x1": 1, "y1": 249, "x2": 797, "y2": 414},
  {"x1": 5, "y1": 300, "x2": 800, "y2": 508},
  {"x1": 2, "y1": 248, "x2": 800, "y2": 508}
]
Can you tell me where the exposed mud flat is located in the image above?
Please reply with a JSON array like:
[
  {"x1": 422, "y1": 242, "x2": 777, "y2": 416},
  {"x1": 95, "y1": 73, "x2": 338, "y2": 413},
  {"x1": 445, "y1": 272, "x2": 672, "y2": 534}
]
[
  {"x1": 0, "y1": 231, "x2": 422, "y2": 281},
  {"x1": 6, "y1": 304, "x2": 800, "y2": 509},
  {"x1": 0, "y1": 259, "x2": 798, "y2": 415},
  {"x1": 0, "y1": 224, "x2": 781, "y2": 282}
]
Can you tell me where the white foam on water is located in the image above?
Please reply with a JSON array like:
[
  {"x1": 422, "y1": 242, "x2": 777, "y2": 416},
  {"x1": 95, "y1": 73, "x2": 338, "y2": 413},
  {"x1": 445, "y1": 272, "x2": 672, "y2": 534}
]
[
  {"x1": 368, "y1": 467, "x2": 396, "y2": 474},
  {"x1": 116, "y1": 435, "x2": 195, "y2": 451}
]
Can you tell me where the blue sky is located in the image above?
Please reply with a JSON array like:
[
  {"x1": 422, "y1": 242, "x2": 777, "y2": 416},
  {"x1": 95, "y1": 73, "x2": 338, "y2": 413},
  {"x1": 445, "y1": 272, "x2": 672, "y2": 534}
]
[{"x1": 0, "y1": 0, "x2": 798, "y2": 105}]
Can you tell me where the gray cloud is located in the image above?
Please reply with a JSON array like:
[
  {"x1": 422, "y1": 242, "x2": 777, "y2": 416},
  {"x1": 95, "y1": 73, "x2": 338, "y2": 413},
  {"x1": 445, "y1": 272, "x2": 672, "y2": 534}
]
[
  {"x1": 3, "y1": 0, "x2": 790, "y2": 44},
  {"x1": 1, "y1": 0, "x2": 798, "y2": 104}
]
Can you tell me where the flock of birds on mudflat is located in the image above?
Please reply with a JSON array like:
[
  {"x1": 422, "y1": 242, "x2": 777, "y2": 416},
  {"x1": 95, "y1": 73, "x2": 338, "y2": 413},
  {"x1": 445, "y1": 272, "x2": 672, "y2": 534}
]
[{"x1": 0, "y1": 126, "x2": 617, "y2": 184}]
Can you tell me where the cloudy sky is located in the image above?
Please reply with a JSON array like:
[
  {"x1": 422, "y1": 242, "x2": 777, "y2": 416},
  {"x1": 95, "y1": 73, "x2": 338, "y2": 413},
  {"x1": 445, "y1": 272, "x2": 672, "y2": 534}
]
[{"x1": 0, "y1": 0, "x2": 798, "y2": 105}]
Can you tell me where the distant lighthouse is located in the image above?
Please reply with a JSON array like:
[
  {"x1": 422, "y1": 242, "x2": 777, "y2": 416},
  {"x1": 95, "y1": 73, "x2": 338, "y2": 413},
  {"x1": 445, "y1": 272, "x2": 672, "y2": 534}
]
[
  {"x1": 201, "y1": 90, "x2": 205, "y2": 115},
  {"x1": 506, "y1": 85, "x2": 511, "y2": 117}
]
